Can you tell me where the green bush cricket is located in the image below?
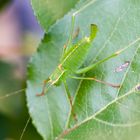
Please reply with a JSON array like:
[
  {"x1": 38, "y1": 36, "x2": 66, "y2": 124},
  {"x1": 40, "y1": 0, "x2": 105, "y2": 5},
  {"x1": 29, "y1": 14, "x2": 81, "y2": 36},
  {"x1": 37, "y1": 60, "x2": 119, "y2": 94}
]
[
  {"x1": 35, "y1": 13, "x2": 140, "y2": 122},
  {"x1": 36, "y1": 13, "x2": 140, "y2": 110},
  {"x1": 0, "y1": 13, "x2": 140, "y2": 140}
]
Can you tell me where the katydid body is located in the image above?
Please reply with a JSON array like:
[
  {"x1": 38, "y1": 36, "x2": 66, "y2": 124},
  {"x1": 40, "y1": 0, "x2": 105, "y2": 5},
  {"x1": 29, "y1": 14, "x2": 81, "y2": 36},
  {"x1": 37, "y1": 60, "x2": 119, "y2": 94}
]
[
  {"x1": 37, "y1": 21, "x2": 124, "y2": 97},
  {"x1": 51, "y1": 25, "x2": 97, "y2": 85},
  {"x1": 37, "y1": 24, "x2": 98, "y2": 96},
  {"x1": 37, "y1": 14, "x2": 140, "y2": 97}
]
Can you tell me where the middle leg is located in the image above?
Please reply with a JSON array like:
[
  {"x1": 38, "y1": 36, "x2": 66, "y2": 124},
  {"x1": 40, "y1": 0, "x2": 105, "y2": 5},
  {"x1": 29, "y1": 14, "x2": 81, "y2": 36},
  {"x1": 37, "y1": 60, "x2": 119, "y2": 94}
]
[{"x1": 63, "y1": 79, "x2": 78, "y2": 122}]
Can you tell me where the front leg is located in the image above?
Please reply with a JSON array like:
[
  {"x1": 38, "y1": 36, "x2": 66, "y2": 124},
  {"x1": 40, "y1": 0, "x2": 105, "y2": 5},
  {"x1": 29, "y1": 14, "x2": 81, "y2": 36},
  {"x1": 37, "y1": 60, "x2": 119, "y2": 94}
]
[{"x1": 36, "y1": 78, "x2": 50, "y2": 96}]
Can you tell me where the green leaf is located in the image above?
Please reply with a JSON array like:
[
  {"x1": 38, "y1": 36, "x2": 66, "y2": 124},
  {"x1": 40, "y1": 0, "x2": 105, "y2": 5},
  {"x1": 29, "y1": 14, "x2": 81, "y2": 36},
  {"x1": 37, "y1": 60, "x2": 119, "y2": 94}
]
[
  {"x1": 31, "y1": 0, "x2": 80, "y2": 31},
  {"x1": 27, "y1": 0, "x2": 140, "y2": 139}
]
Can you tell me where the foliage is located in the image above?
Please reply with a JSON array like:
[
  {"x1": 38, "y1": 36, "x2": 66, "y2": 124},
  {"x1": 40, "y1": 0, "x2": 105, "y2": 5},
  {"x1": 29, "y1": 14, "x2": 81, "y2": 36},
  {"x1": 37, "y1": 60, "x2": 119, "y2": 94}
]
[
  {"x1": 27, "y1": 0, "x2": 140, "y2": 140},
  {"x1": 31, "y1": 0, "x2": 80, "y2": 31}
]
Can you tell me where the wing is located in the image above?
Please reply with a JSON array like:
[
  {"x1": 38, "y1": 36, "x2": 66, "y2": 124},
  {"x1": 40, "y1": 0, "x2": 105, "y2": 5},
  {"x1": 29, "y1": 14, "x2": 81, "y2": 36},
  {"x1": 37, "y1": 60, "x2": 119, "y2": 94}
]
[{"x1": 61, "y1": 24, "x2": 98, "y2": 73}]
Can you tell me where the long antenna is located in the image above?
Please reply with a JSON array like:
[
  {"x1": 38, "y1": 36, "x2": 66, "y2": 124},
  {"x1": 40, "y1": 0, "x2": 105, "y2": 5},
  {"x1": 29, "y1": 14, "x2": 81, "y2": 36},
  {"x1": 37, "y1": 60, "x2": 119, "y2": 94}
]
[
  {"x1": 0, "y1": 88, "x2": 26, "y2": 100},
  {"x1": 19, "y1": 117, "x2": 31, "y2": 140}
]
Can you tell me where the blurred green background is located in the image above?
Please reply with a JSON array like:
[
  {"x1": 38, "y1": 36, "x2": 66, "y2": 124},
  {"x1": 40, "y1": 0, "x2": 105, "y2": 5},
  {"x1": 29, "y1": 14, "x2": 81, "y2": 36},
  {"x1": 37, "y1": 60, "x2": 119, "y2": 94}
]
[{"x1": 0, "y1": 0, "x2": 43, "y2": 139}]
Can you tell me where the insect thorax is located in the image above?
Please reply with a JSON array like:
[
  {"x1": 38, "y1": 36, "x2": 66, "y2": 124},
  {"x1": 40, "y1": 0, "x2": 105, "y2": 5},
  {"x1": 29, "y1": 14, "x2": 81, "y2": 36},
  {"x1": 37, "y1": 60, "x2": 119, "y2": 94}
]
[{"x1": 49, "y1": 67, "x2": 66, "y2": 86}]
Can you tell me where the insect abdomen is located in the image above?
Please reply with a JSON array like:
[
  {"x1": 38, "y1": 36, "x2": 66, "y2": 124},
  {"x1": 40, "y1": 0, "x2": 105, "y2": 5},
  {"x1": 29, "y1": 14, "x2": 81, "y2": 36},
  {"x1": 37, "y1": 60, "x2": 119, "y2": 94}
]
[
  {"x1": 61, "y1": 24, "x2": 98, "y2": 73},
  {"x1": 62, "y1": 37, "x2": 91, "y2": 72},
  {"x1": 49, "y1": 68, "x2": 65, "y2": 86}
]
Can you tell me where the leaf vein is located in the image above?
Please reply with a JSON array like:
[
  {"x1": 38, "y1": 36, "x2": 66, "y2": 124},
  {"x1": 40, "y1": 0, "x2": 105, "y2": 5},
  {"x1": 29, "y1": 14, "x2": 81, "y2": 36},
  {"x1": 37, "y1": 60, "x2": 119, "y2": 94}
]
[
  {"x1": 93, "y1": 117, "x2": 140, "y2": 127},
  {"x1": 59, "y1": 83, "x2": 140, "y2": 138}
]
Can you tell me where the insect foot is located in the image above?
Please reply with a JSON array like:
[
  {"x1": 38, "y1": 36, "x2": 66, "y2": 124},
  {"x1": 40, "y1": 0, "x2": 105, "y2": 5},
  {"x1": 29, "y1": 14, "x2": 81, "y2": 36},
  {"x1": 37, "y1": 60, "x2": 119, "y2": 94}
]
[
  {"x1": 36, "y1": 79, "x2": 50, "y2": 96},
  {"x1": 36, "y1": 92, "x2": 45, "y2": 97},
  {"x1": 73, "y1": 112, "x2": 78, "y2": 122}
]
